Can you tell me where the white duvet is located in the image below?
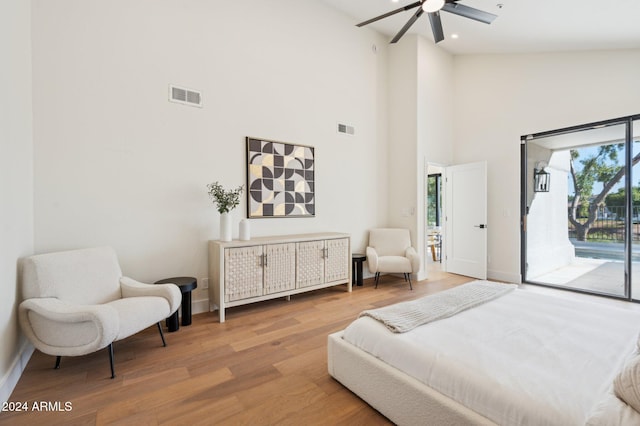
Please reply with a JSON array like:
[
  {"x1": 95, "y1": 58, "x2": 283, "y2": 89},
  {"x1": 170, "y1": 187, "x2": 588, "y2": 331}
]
[{"x1": 343, "y1": 288, "x2": 640, "y2": 425}]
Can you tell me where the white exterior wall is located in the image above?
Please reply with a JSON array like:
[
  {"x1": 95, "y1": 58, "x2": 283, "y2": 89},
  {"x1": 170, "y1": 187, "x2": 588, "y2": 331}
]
[{"x1": 526, "y1": 150, "x2": 575, "y2": 279}]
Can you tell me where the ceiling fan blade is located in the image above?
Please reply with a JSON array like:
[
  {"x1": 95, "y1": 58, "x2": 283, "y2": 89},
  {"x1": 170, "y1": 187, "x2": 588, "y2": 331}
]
[
  {"x1": 428, "y1": 11, "x2": 445, "y2": 43},
  {"x1": 442, "y1": 2, "x2": 497, "y2": 24},
  {"x1": 356, "y1": 1, "x2": 422, "y2": 27},
  {"x1": 390, "y1": 7, "x2": 424, "y2": 44}
]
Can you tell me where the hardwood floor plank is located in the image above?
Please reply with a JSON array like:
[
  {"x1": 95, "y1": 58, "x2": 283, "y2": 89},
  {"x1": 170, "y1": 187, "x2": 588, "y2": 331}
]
[
  {"x1": 279, "y1": 390, "x2": 392, "y2": 426},
  {"x1": 157, "y1": 395, "x2": 243, "y2": 425},
  {"x1": 94, "y1": 367, "x2": 234, "y2": 424},
  {"x1": 215, "y1": 377, "x2": 326, "y2": 425},
  {"x1": 1, "y1": 271, "x2": 472, "y2": 425},
  {"x1": 233, "y1": 374, "x2": 321, "y2": 409}
]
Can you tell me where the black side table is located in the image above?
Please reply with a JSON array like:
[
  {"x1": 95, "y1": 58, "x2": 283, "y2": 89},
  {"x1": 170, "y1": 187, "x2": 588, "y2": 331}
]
[
  {"x1": 352, "y1": 254, "x2": 366, "y2": 287},
  {"x1": 155, "y1": 276, "x2": 197, "y2": 332}
]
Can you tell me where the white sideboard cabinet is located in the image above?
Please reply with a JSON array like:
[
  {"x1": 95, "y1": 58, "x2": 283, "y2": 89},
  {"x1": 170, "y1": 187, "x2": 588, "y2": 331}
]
[{"x1": 209, "y1": 233, "x2": 351, "y2": 322}]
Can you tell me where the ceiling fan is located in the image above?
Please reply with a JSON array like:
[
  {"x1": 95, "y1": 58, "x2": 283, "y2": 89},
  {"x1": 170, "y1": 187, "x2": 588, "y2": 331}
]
[{"x1": 357, "y1": 0, "x2": 498, "y2": 44}]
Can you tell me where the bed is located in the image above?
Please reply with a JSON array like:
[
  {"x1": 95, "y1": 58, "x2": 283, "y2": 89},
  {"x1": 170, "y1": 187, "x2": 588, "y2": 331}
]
[{"x1": 327, "y1": 281, "x2": 640, "y2": 425}]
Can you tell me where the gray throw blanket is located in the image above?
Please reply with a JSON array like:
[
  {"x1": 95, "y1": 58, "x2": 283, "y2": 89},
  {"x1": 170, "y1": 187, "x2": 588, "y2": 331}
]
[{"x1": 360, "y1": 280, "x2": 517, "y2": 333}]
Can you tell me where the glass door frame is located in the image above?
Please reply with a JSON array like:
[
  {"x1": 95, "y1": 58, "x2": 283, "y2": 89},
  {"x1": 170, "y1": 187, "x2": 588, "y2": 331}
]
[
  {"x1": 427, "y1": 173, "x2": 442, "y2": 228},
  {"x1": 520, "y1": 114, "x2": 640, "y2": 301}
]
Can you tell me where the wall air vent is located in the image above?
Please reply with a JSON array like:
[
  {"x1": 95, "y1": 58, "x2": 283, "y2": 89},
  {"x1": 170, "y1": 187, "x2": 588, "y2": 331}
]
[
  {"x1": 337, "y1": 123, "x2": 355, "y2": 136},
  {"x1": 169, "y1": 84, "x2": 202, "y2": 108}
]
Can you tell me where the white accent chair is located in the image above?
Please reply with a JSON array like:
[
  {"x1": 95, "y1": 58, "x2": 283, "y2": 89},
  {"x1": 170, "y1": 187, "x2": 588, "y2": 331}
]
[
  {"x1": 19, "y1": 247, "x2": 181, "y2": 378},
  {"x1": 366, "y1": 228, "x2": 420, "y2": 290}
]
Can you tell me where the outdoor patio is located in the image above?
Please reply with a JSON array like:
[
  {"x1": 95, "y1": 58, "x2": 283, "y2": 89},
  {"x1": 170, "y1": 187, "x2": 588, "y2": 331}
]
[{"x1": 528, "y1": 251, "x2": 640, "y2": 298}]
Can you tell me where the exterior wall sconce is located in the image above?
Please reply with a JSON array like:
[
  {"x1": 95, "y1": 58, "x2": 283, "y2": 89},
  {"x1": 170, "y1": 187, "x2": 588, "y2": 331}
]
[{"x1": 534, "y1": 168, "x2": 550, "y2": 192}]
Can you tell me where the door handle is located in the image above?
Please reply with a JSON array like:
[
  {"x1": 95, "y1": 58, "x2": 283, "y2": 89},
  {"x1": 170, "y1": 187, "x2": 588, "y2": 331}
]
[{"x1": 474, "y1": 224, "x2": 487, "y2": 229}]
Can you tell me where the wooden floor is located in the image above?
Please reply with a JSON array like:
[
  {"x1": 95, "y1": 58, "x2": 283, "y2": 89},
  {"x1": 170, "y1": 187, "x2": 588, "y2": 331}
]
[{"x1": 1, "y1": 269, "x2": 472, "y2": 425}]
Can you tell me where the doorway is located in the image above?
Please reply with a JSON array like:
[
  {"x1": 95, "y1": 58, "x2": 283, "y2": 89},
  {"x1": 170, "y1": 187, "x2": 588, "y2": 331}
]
[
  {"x1": 426, "y1": 161, "x2": 489, "y2": 280},
  {"x1": 521, "y1": 114, "x2": 640, "y2": 300},
  {"x1": 426, "y1": 166, "x2": 443, "y2": 275}
]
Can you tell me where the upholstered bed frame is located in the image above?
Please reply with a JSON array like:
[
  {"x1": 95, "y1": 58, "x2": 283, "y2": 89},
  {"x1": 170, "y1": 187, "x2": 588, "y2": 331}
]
[{"x1": 327, "y1": 331, "x2": 496, "y2": 426}]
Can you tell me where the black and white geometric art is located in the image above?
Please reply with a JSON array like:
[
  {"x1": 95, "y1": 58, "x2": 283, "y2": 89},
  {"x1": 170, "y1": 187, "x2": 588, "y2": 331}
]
[{"x1": 246, "y1": 137, "x2": 315, "y2": 218}]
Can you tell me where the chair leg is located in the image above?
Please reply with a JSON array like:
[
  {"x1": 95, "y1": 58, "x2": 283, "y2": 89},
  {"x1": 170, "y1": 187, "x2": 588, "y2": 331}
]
[
  {"x1": 407, "y1": 273, "x2": 413, "y2": 291},
  {"x1": 374, "y1": 272, "x2": 380, "y2": 289},
  {"x1": 157, "y1": 322, "x2": 166, "y2": 347},
  {"x1": 107, "y1": 343, "x2": 115, "y2": 379},
  {"x1": 54, "y1": 356, "x2": 61, "y2": 370}
]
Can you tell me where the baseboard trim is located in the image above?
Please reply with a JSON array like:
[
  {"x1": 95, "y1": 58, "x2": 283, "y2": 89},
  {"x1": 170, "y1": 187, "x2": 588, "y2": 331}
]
[
  {"x1": 192, "y1": 298, "x2": 209, "y2": 316},
  {"x1": 488, "y1": 269, "x2": 521, "y2": 284},
  {"x1": 0, "y1": 340, "x2": 34, "y2": 404}
]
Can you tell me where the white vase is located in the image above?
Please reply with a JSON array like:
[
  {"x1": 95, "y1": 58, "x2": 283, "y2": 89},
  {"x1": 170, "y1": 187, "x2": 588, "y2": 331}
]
[
  {"x1": 239, "y1": 219, "x2": 250, "y2": 241},
  {"x1": 220, "y1": 212, "x2": 232, "y2": 241}
]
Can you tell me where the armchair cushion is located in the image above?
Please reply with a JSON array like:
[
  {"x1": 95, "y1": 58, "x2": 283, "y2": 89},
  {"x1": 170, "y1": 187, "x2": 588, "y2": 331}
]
[
  {"x1": 368, "y1": 228, "x2": 412, "y2": 257},
  {"x1": 406, "y1": 247, "x2": 420, "y2": 274},
  {"x1": 108, "y1": 297, "x2": 172, "y2": 341},
  {"x1": 366, "y1": 246, "x2": 378, "y2": 274},
  {"x1": 22, "y1": 247, "x2": 122, "y2": 304},
  {"x1": 120, "y1": 277, "x2": 181, "y2": 314},
  {"x1": 19, "y1": 298, "x2": 118, "y2": 356},
  {"x1": 377, "y1": 256, "x2": 412, "y2": 273}
]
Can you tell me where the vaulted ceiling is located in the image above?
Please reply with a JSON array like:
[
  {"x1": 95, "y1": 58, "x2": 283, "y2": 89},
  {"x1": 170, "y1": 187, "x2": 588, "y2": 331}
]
[{"x1": 320, "y1": 0, "x2": 640, "y2": 55}]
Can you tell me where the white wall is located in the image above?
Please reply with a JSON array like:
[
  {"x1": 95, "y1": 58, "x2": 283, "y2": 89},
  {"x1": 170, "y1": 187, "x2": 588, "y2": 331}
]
[
  {"x1": 387, "y1": 36, "x2": 454, "y2": 280},
  {"x1": 417, "y1": 38, "x2": 454, "y2": 167},
  {"x1": 453, "y1": 49, "x2": 640, "y2": 283},
  {"x1": 0, "y1": 0, "x2": 34, "y2": 403},
  {"x1": 388, "y1": 38, "x2": 419, "y2": 238},
  {"x1": 417, "y1": 37, "x2": 454, "y2": 278},
  {"x1": 31, "y1": 0, "x2": 390, "y2": 306}
]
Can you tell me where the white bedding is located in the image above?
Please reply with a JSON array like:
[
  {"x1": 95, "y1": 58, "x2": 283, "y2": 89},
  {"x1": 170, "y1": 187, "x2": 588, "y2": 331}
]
[{"x1": 343, "y1": 287, "x2": 640, "y2": 425}]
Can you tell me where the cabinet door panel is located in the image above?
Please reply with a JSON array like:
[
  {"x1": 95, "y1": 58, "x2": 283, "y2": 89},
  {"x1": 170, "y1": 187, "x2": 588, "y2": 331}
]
[
  {"x1": 264, "y1": 243, "x2": 296, "y2": 294},
  {"x1": 297, "y1": 240, "x2": 325, "y2": 288},
  {"x1": 325, "y1": 238, "x2": 349, "y2": 283},
  {"x1": 224, "y1": 246, "x2": 263, "y2": 301}
]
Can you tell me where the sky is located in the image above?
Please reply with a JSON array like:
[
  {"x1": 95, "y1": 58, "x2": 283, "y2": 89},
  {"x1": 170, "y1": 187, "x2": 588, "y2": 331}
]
[{"x1": 565, "y1": 141, "x2": 640, "y2": 196}]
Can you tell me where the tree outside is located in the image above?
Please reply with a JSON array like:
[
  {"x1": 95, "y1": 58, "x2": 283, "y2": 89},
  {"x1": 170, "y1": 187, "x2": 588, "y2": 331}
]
[{"x1": 568, "y1": 143, "x2": 640, "y2": 241}]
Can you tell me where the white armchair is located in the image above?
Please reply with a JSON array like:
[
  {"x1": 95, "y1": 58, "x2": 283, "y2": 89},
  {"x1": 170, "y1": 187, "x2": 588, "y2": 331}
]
[
  {"x1": 19, "y1": 246, "x2": 181, "y2": 378},
  {"x1": 366, "y1": 228, "x2": 420, "y2": 290}
]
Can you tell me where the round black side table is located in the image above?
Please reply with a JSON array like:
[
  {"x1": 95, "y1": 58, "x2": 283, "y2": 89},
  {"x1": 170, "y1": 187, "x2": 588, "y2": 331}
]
[
  {"x1": 352, "y1": 254, "x2": 366, "y2": 287},
  {"x1": 155, "y1": 276, "x2": 197, "y2": 332}
]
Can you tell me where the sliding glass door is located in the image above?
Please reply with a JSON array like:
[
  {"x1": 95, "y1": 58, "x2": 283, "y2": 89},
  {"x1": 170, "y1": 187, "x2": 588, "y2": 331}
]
[
  {"x1": 633, "y1": 119, "x2": 640, "y2": 301},
  {"x1": 522, "y1": 115, "x2": 640, "y2": 300}
]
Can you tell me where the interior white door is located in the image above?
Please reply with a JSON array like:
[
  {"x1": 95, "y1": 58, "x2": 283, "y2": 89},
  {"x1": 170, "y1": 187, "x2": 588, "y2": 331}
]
[{"x1": 444, "y1": 161, "x2": 488, "y2": 279}]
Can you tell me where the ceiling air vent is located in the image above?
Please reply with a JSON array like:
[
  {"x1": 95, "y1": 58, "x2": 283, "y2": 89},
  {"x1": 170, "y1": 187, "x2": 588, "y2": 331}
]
[
  {"x1": 169, "y1": 84, "x2": 202, "y2": 108},
  {"x1": 337, "y1": 123, "x2": 355, "y2": 136}
]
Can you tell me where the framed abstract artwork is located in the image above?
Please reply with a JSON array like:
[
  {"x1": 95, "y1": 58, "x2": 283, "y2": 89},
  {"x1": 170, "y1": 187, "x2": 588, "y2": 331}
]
[{"x1": 246, "y1": 137, "x2": 315, "y2": 218}]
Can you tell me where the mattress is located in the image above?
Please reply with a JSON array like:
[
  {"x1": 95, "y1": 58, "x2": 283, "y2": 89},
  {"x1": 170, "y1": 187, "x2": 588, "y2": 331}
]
[{"x1": 342, "y1": 287, "x2": 640, "y2": 425}]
